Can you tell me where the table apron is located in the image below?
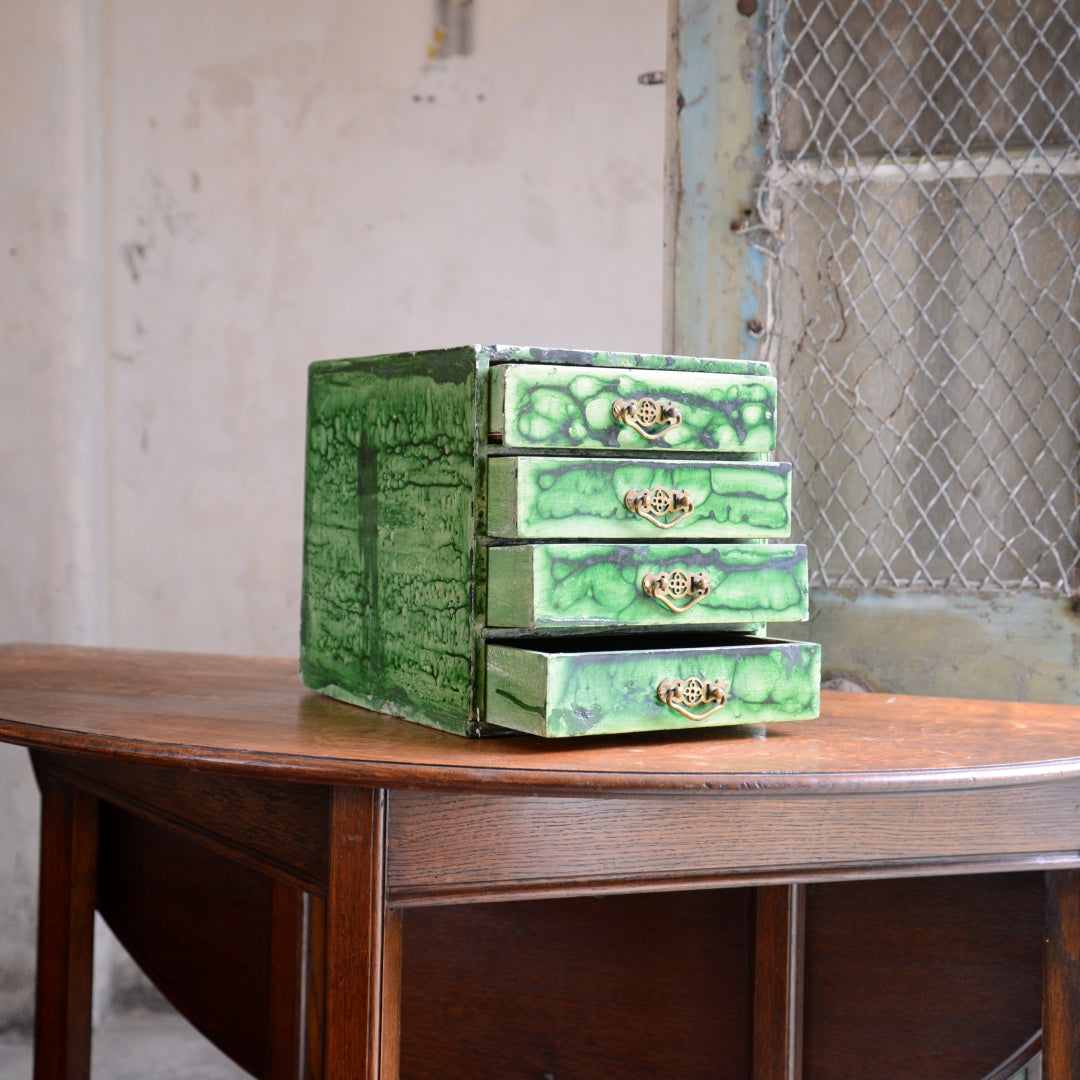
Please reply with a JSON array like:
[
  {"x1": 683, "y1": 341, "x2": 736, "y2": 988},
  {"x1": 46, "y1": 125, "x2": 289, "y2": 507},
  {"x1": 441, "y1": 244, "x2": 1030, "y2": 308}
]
[{"x1": 386, "y1": 783, "x2": 1080, "y2": 904}]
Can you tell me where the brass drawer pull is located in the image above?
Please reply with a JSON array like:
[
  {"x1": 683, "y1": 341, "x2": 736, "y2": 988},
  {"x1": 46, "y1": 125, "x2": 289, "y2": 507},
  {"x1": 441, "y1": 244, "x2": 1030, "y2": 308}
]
[
  {"x1": 612, "y1": 397, "x2": 683, "y2": 440},
  {"x1": 624, "y1": 487, "x2": 695, "y2": 529},
  {"x1": 657, "y1": 677, "x2": 728, "y2": 721},
  {"x1": 641, "y1": 571, "x2": 711, "y2": 614}
]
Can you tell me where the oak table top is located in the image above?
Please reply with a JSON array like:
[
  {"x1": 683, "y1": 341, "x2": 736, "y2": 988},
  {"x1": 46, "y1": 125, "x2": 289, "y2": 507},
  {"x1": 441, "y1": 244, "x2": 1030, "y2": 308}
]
[
  {"x1": 5, "y1": 643, "x2": 1080, "y2": 1080},
  {"x1": 3, "y1": 643, "x2": 1080, "y2": 794}
]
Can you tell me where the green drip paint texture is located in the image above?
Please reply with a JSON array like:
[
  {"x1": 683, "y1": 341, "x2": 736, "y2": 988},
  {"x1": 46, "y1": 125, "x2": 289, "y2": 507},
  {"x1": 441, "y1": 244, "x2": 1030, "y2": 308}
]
[
  {"x1": 486, "y1": 544, "x2": 808, "y2": 628},
  {"x1": 501, "y1": 365, "x2": 776, "y2": 452},
  {"x1": 301, "y1": 346, "x2": 819, "y2": 737},
  {"x1": 491, "y1": 457, "x2": 792, "y2": 539},
  {"x1": 516, "y1": 543, "x2": 808, "y2": 628},
  {"x1": 487, "y1": 640, "x2": 821, "y2": 737},
  {"x1": 301, "y1": 354, "x2": 476, "y2": 724},
  {"x1": 548, "y1": 642, "x2": 821, "y2": 736}
]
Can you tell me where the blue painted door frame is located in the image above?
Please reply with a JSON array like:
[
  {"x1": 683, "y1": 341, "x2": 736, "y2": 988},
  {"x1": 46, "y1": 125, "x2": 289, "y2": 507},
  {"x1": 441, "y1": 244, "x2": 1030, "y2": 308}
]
[{"x1": 664, "y1": 0, "x2": 1080, "y2": 704}]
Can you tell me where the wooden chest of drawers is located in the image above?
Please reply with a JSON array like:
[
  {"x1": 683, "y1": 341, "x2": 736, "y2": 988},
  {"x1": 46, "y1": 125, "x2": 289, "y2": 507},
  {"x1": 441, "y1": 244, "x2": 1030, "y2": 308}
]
[{"x1": 300, "y1": 345, "x2": 820, "y2": 736}]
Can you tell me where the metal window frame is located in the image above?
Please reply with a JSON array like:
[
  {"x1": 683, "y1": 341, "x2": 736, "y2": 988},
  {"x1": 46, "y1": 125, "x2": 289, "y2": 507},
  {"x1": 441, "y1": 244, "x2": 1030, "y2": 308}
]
[{"x1": 664, "y1": 0, "x2": 1080, "y2": 703}]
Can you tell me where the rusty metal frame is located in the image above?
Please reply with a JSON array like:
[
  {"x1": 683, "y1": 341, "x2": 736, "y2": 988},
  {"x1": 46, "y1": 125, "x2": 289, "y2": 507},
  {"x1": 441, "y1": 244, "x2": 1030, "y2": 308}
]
[
  {"x1": 664, "y1": 0, "x2": 1080, "y2": 704},
  {"x1": 664, "y1": 0, "x2": 770, "y2": 362}
]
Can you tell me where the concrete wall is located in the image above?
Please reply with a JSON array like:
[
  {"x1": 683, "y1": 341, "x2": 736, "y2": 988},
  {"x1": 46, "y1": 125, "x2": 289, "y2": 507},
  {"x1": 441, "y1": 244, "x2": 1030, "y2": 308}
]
[
  {"x1": 0, "y1": 0, "x2": 667, "y2": 1022},
  {"x1": 0, "y1": 0, "x2": 109, "y2": 1022}
]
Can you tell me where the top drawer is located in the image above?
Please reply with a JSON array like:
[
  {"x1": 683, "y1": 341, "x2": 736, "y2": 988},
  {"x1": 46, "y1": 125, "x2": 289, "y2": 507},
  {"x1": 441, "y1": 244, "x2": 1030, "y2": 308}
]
[{"x1": 490, "y1": 363, "x2": 776, "y2": 452}]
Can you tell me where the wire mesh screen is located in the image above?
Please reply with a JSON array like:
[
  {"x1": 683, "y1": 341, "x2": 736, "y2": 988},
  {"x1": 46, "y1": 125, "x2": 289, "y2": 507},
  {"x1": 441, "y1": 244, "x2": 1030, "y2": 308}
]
[{"x1": 759, "y1": 0, "x2": 1080, "y2": 593}]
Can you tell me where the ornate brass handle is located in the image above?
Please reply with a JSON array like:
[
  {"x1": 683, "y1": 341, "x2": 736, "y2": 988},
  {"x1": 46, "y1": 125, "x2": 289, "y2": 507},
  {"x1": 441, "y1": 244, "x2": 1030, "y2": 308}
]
[
  {"x1": 641, "y1": 570, "x2": 711, "y2": 614},
  {"x1": 612, "y1": 397, "x2": 682, "y2": 440},
  {"x1": 657, "y1": 677, "x2": 728, "y2": 721},
  {"x1": 624, "y1": 487, "x2": 695, "y2": 529}
]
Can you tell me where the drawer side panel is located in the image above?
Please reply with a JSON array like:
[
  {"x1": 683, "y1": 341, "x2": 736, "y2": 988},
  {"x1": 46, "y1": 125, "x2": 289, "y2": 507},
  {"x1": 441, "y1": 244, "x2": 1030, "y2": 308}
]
[{"x1": 301, "y1": 352, "x2": 479, "y2": 727}]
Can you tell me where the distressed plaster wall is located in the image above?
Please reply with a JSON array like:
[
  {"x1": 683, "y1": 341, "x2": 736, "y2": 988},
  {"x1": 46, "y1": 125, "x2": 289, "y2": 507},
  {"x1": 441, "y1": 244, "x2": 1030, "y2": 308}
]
[
  {"x1": 0, "y1": 0, "x2": 108, "y2": 1021},
  {"x1": 1, "y1": 0, "x2": 667, "y2": 1021},
  {"x1": 103, "y1": 0, "x2": 666, "y2": 657}
]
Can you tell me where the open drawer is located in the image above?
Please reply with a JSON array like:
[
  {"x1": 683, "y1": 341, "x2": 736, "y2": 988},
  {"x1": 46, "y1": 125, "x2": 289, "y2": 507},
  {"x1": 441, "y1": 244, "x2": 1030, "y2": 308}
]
[{"x1": 485, "y1": 635, "x2": 821, "y2": 737}]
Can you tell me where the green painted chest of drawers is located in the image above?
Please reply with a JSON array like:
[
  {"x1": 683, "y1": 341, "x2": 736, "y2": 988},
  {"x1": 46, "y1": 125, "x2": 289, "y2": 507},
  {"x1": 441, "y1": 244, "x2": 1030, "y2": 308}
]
[{"x1": 300, "y1": 345, "x2": 820, "y2": 736}]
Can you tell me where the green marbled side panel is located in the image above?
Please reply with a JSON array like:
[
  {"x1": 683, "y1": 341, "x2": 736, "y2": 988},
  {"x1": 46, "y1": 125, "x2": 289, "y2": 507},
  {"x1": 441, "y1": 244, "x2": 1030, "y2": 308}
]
[
  {"x1": 486, "y1": 543, "x2": 808, "y2": 629},
  {"x1": 486, "y1": 456, "x2": 792, "y2": 540},
  {"x1": 496, "y1": 364, "x2": 776, "y2": 451},
  {"x1": 300, "y1": 350, "x2": 479, "y2": 728},
  {"x1": 485, "y1": 345, "x2": 770, "y2": 376},
  {"x1": 486, "y1": 637, "x2": 821, "y2": 737}
]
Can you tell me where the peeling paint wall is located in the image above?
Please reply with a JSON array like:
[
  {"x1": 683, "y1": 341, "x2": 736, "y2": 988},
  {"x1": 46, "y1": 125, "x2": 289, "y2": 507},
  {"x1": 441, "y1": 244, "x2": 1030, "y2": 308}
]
[
  {"x1": 0, "y1": 0, "x2": 667, "y2": 1021},
  {"x1": 104, "y1": 0, "x2": 666, "y2": 655},
  {"x1": 0, "y1": 0, "x2": 108, "y2": 1024}
]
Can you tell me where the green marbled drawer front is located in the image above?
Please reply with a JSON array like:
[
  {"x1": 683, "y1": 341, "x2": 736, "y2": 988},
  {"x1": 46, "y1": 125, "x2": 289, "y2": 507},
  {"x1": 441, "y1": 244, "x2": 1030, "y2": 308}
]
[
  {"x1": 486, "y1": 543, "x2": 808, "y2": 629},
  {"x1": 486, "y1": 456, "x2": 792, "y2": 540},
  {"x1": 486, "y1": 636, "x2": 821, "y2": 737},
  {"x1": 491, "y1": 363, "x2": 776, "y2": 452}
]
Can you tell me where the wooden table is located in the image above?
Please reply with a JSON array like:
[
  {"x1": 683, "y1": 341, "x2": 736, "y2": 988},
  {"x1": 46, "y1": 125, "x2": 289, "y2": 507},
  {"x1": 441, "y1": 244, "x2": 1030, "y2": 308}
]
[{"x1": 2, "y1": 644, "x2": 1080, "y2": 1079}]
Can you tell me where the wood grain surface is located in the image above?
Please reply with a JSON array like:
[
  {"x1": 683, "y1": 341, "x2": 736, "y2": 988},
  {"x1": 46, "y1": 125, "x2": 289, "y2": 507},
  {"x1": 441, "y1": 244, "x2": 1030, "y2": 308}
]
[
  {"x1": 9, "y1": 646, "x2": 1073, "y2": 1079},
  {"x1": 320, "y1": 787, "x2": 396, "y2": 1080},
  {"x1": 399, "y1": 890, "x2": 755, "y2": 1080},
  {"x1": 3, "y1": 645, "x2": 1080, "y2": 794},
  {"x1": 385, "y1": 785, "x2": 1080, "y2": 902},
  {"x1": 802, "y1": 874, "x2": 1044, "y2": 1078},
  {"x1": 46, "y1": 752, "x2": 329, "y2": 891},
  {"x1": 1044, "y1": 869, "x2": 1080, "y2": 1079},
  {"x1": 32, "y1": 772, "x2": 97, "y2": 1080},
  {"x1": 752, "y1": 884, "x2": 804, "y2": 1080},
  {"x1": 95, "y1": 804, "x2": 302, "y2": 1079}
]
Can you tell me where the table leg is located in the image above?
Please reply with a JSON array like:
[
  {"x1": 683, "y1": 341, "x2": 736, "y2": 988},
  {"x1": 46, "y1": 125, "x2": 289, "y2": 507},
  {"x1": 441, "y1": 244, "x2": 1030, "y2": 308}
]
[
  {"x1": 752, "y1": 883, "x2": 805, "y2": 1080},
  {"x1": 309, "y1": 787, "x2": 401, "y2": 1080},
  {"x1": 33, "y1": 771, "x2": 98, "y2": 1080},
  {"x1": 1044, "y1": 869, "x2": 1080, "y2": 1079},
  {"x1": 266, "y1": 879, "x2": 305, "y2": 1080}
]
